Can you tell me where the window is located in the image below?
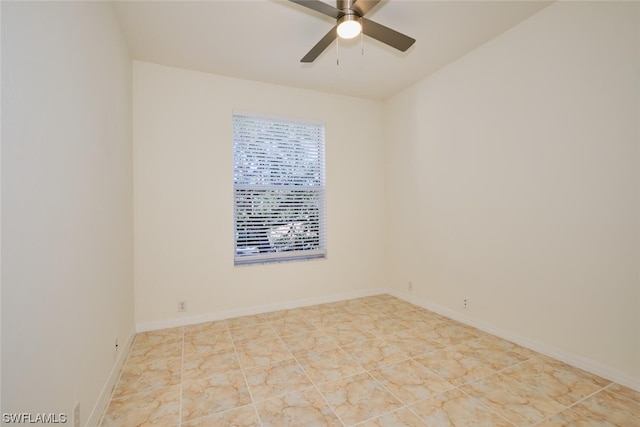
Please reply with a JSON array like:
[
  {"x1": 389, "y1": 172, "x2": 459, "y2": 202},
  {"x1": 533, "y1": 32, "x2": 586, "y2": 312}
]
[{"x1": 233, "y1": 114, "x2": 326, "y2": 265}]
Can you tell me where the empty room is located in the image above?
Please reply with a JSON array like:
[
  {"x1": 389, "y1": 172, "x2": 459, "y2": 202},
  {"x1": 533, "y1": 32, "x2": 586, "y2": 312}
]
[{"x1": 2, "y1": 0, "x2": 639, "y2": 426}]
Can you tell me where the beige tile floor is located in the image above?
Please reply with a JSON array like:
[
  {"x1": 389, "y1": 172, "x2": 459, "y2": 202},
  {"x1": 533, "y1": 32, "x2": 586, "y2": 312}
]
[{"x1": 99, "y1": 295, "x2": 640, "y2": 426}]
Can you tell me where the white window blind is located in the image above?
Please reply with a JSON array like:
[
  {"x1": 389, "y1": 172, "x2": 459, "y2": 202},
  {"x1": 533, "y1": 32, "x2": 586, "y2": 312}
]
[{"x1": 233, "y1": 114, "x2": 326, "y2": 265}]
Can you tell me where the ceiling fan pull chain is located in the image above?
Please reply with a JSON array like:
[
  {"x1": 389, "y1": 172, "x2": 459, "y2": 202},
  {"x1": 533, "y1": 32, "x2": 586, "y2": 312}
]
[
  {"x1": 361, "y1": 19, "x2": 364, "y2": 56},
  {"x1": 336, "y1": 36, "x2": 340, "y2": 66}
]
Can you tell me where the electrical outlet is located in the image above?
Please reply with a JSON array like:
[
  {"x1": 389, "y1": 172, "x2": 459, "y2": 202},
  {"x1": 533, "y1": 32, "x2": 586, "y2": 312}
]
[
  {"x1": 408, "y1": 281, "x2": 413, "y2": 292},
  {"x1": 178, "y1": 300, "x2": 187, "y2": 312},
  {"x1": 463, "y1": 297, "x2": 470, "y2": 309}
]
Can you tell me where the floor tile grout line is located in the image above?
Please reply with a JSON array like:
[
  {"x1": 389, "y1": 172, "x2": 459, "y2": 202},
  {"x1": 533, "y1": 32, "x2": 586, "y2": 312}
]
[
  {"x1": 454, "y1": 365, "x2": 602, "y2": 427},
  {"x1": 337, "y1": 306, "x2": 536, "y2": 427},
  {"x1": 603, "y1": 381, "x2": 640, "y2": 409},
  {"x1": 486, "y1": 352, "x2": 614, "y2": 422},
  {"x1": 302, "y1": 306, "x2": 435, "y2": 426},
  {"x1": 364, "y1": 368, "x2": 419, "y2": 420},
  {"x1": 288, "y1": 310, "x2": 360, "y2": 427},
  {"x1": 254, "y1": 309, "x2": 367, "y2": 425},
  {"x1": 364, "y1": 346, "x2": 500, "y2": 426},
  {"x1": 561, "y1": 381, "x2": 616, "y2": 413},
  {"x1": 178, "y1": 328, "x2": 185, "y2": 427},
  {"x1": 102, "y1": 295, "x2": 635, "y2": 426},
  {"x1": 181, "y1": 404, "x2": 257, "y2": 427},
  {"x1": 455, "y1": 386, "x2": 518, "y2": 426},
  {"x1": 349, "y1": 403, "x2": 414, "y2": 426},
  {"x1": 401, "y1": 404, "x2": 430, "y2": 427},
  {"x1": 110, "y1": 301, "x2": 401, "y2": 424},
  {"x1": 370, "y1": 299, "x2": 625, "y2": 423},
  {"x1": 180, "y1": 322, "x2": 259, "y2": 425},
  {"x1": 455, "y1": 371, "x2": 541, "y2": 425},
  {"x1": 230, "y1": 321, "x2": 265, "y2": 427}
]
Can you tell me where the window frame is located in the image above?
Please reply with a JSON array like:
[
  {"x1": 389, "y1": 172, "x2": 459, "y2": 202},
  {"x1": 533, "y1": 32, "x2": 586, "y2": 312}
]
[{"x1": 232, "y1": 113, "x2": 327, "y2": 266}]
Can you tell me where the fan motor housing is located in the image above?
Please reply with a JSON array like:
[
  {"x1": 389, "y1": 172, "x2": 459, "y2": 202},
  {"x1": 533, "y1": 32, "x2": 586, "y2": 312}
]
[
  {"x1": 337, "y1": 0, "x2": 359, "y2": 14},
  {"x1": 337, "y1": 13, "x2": 361, "y2": 27}
]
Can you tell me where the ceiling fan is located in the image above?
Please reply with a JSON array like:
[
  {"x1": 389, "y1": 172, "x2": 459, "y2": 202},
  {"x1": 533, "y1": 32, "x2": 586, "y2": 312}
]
[{"x1": 289, "y1": 0, "x2": 416, "y2": 63}]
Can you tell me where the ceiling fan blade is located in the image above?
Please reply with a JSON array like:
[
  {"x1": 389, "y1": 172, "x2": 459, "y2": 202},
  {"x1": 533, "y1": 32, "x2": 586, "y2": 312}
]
[
  {"x1": 351, "y1": 0, "x2": 380, "y2": 17},
  {"x1": 301, "y1": 25, "x2": 337, "y2": 62},
  {"x1": 361, "y1": 17, "x2": 415, "y2": 52},
  {"x1": 289, "y1": 0, "x2": 343, "y2": 19}
]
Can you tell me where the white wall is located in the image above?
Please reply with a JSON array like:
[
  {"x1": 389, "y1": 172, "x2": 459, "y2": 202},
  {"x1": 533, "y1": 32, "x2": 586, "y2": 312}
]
[
  {"x1": 2, "y1": 2, "x2": 134, "y2": 424},
  {"x1": 385, "y1": 1, "x2": 640, "y2": 388},
  {"x1": 133, "y1": 62, "x2": 387, "y2": 328},
  {"x1": 4, "y1": 3, "x2": 637, "y2": 422}
]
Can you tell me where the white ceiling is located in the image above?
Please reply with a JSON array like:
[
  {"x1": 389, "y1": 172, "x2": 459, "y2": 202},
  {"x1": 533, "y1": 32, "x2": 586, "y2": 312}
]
[{"x1": 115, "y1": 0, "x2": 551, "y2": 101}]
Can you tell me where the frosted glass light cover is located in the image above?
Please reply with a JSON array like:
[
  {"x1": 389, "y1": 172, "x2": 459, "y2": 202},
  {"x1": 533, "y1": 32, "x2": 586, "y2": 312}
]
[{"x1": 337, "y1": 20, "x2": 361, "y2": 39}]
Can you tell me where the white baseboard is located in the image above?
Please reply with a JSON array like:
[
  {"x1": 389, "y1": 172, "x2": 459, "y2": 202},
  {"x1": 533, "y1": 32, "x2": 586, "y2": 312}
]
[
  {"x1": 86, "y1": 327, "x2": 136, "y2": 427},
  {"x1": 134, "y1": 287, "x2": 639, "y2": 393},
  {"x1": 135, "y1": 288, "x2": 387, "y2": 332},
  {"x1": 389, "y1": 289, "x2": 640, "y2": 393}
]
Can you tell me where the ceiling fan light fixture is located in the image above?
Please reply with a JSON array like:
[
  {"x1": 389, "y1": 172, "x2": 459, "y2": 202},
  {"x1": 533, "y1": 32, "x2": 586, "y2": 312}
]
[
  {"x1": 292, "y1": 0, "x2": 415, "y2": 63},
  {"x1": 337, "y1": 14, "x2": 361, "y2": 39}
]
